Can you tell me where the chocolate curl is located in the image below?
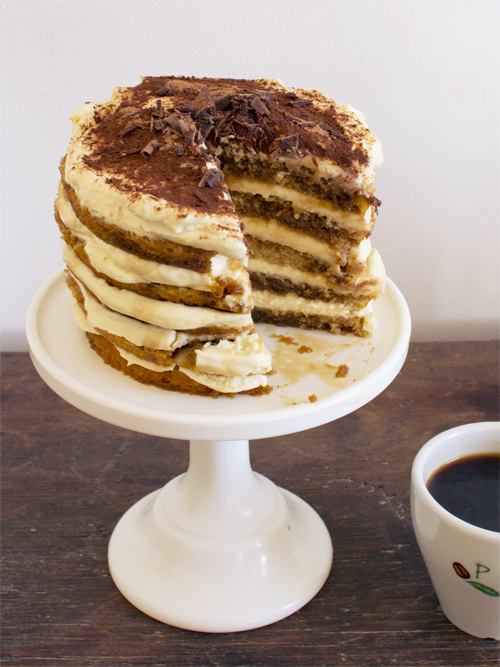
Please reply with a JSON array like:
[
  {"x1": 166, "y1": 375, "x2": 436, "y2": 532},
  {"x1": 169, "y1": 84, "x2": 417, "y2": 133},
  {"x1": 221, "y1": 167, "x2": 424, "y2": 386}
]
[{"x1": 141, "y1": 140, "x2": 162, "y2": 157}]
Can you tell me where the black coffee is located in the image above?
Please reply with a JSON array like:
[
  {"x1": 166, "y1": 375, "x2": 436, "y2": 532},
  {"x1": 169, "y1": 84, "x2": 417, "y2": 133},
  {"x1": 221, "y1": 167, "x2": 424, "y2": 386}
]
[{"x1": 426, "y1": 454, "x2": 500, "y2": 532}]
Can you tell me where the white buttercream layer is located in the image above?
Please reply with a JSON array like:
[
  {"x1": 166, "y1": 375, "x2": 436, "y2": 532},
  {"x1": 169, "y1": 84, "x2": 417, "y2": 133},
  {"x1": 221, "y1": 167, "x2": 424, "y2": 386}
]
[
  {"x1": 117, "y1": 348, "x2": 176, "y2": 372},
  {"x1": 180, "y1": 366, "x2": 268, "y2": 393}
]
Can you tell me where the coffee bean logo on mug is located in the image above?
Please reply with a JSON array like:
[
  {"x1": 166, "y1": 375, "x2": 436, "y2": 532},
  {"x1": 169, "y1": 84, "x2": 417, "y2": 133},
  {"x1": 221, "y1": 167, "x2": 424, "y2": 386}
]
[{"x1": 453, "y1": 562, "x2": 499, "y2": 597}]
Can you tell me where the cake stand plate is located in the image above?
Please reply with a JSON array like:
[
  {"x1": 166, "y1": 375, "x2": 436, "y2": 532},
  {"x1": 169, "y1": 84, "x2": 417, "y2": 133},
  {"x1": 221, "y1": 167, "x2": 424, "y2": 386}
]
[{"x1": 27, "y1": 268, "x2": 411, "y2": 632}]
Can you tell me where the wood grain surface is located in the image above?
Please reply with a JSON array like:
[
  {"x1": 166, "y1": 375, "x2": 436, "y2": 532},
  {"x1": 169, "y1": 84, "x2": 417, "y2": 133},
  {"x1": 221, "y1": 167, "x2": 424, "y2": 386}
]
[{"x1": 2, "y1": 343, "x2": 499, "y2": 666}]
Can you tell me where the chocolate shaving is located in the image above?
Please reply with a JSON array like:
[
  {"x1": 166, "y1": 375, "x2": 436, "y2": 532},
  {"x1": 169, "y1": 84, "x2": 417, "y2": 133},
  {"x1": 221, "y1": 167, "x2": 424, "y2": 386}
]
[
  {"x1": 194, "y1": 190, "x2": 208, "y2": 203},
  {"x1": 178, "y1": 116, "x2": 197, "y2": 146},
  {"x1": 257, "y1": 91, "x2": 274, "y2": 101},
  {"x1": 198, "y1": 168, "x2": 222, "y2": 188},
  {"x1": 283, "y1": 92, "x2": 298, "y2": 99},
  {"x1": 284, "y1": 112, "x2": 316, "y2": 128},
  {"x1": 278, "y1": 134, "x2": 299, "y2": 153},
  {"x1": 214, "y1": 96, "x2": 232, "y2": 112},
  {"x1": 214, "y1": 94, "x2": 232, "y2": 111},
  {"x1": 196, "y1": 110, "x2": 214, "y2": 124},
  {"x1": 156, "y1": 84, "x2": 175, "y2": 96},
  {"x1": 193, "y1": 86, "x2": 214, "y2": 118},
  {"x1": 238, "y1": 100, "x2": 249, "y2": 115},
  {"x1": 250, "y1": 96, "x2": 270, "y2": 116},
  {"x1": 116, "y1": 106, "x2": 142, "y2": 119},
  {"x1": 234, "y1": 119, "x2": 259, "y2": 132},
  {"x1": 164, "y1": 113, "x2": 183, "y2": 135},
  {"x1": 198, "y1": 122, "x2": 213, "y2": 142},
  {"x1": 119, "y1": 122, "x2": 144, "y2": 137},
  {"x1": 150, "y1": 118, "x2": 164, "y2": 133},
  {"x1": 153, "y1": 99, "x2": 164, "y2": 116},
  {"x1": 319, "y1": 122, "x2": 341, "y2": 137},
  {"x1": 141, "y1": 140, "x2": 162, "y2": 157}
]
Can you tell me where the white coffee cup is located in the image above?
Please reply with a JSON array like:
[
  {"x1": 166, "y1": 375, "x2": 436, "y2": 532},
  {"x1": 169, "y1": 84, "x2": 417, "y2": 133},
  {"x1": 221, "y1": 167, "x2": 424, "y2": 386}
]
[{"x1": 411, "y1": 422, "x2": 500, "y2": 640}]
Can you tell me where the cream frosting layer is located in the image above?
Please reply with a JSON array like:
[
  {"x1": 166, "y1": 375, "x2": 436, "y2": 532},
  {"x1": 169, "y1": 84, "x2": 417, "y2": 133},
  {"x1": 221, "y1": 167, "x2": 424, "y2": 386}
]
[
  {"x1": 180, "y1": 366, "x2": 268, "y2": 393},
  {"x1": 63, "y1": 242, "x2": 253, "y2": 332},
  {"x1": 117, "y1": 347, "x2": 176, "y2": 372},
  {"x1": 65, "y1": 108, "x2": 248, "y2": 261},
  {"x1": 224, "y1": 176, "x2": 375, "y2": 234}
]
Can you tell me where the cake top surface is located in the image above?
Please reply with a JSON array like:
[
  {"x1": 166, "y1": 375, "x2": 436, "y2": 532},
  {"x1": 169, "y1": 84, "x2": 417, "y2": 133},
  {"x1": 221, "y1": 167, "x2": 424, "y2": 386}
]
[
  {"x1": 128, "y1": 76, "x2": 382, "y2": 174},
  {"x1": 63, "y1": 77, "x2": 382, "y2": 259}
]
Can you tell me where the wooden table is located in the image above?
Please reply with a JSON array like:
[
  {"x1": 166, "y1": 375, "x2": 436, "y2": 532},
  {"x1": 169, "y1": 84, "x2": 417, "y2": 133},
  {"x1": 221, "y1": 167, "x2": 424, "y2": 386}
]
[{"x1": 2, "y1": 342, "x2": 499, "y2": 666}]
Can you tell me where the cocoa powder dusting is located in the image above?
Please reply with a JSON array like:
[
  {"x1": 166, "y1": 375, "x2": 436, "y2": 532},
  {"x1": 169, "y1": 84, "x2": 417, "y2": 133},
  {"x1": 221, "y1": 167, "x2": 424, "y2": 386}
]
[{"x1": 79, "y1": 76, "x2": 376, "y2": 217}]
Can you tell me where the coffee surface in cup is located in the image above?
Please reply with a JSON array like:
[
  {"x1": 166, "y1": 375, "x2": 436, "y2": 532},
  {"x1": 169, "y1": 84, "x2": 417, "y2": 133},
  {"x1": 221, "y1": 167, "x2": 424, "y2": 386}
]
[{"x1": 426, "y1": 454, "x2": 500, "y2": 532}]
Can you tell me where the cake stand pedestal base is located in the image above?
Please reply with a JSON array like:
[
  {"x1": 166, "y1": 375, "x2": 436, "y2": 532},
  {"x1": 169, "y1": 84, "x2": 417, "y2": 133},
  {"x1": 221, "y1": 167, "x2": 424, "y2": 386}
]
[{"x1": 108, "y1": 439, "x2": 333, "y2": 633}]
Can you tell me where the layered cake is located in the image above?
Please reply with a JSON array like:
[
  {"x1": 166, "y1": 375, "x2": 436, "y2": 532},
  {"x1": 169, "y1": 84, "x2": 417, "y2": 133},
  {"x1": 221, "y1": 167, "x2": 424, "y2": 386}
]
[{"x1": 55, "y1": 76, "x2": 385, "y2": 396}]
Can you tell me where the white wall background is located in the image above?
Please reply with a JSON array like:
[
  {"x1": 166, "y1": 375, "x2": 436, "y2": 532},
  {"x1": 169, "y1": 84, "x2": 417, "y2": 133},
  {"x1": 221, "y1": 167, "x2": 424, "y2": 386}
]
[{"x1": 1, "y1": 0, "x2": 499, "y2": 350}]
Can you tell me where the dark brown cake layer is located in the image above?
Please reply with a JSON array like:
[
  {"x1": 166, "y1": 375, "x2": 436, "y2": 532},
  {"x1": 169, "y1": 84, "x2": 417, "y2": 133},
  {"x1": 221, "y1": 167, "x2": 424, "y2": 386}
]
[
  {"x1": 230, "y1": 191, "x2": 360, "y2": 246},
  {"x1": 252, "y1": 308, "x2": 369, "y2": 337},
  {"x1": 249, "y1": 272, "x2": 370, "y2": 306}
]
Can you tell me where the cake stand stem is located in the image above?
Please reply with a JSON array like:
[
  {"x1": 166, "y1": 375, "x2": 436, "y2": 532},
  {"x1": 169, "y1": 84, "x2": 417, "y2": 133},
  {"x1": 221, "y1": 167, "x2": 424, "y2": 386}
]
[
  {"x1": 108, "y1": 438, "x2": 333, "y2": 633},
  {"x1": 164, "y1": 439, "x2": 276, "y2": 537}
]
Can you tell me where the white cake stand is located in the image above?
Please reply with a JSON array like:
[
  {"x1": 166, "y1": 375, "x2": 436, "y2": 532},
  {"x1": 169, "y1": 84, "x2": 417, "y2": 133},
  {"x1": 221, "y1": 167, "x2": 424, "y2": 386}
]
[{"x1": 27, "y1": 268, "x2": 411, "y2": 633}]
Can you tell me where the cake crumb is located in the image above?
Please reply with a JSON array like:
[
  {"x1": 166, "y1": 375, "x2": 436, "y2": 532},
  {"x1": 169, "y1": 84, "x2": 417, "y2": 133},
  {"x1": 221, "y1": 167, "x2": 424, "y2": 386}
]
[
  {"x1": 271, "y1": 333, "x2": 298, "y2": 346},
  {"x1": 336, "y1": 364, "x2": 349, "y2": 378},
  {"x1": 298, "y1": 345, "x2": 313, "y2": 354},
  {"x1": 308, "y1": 394, "x2": 318, "y2": 403}
]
